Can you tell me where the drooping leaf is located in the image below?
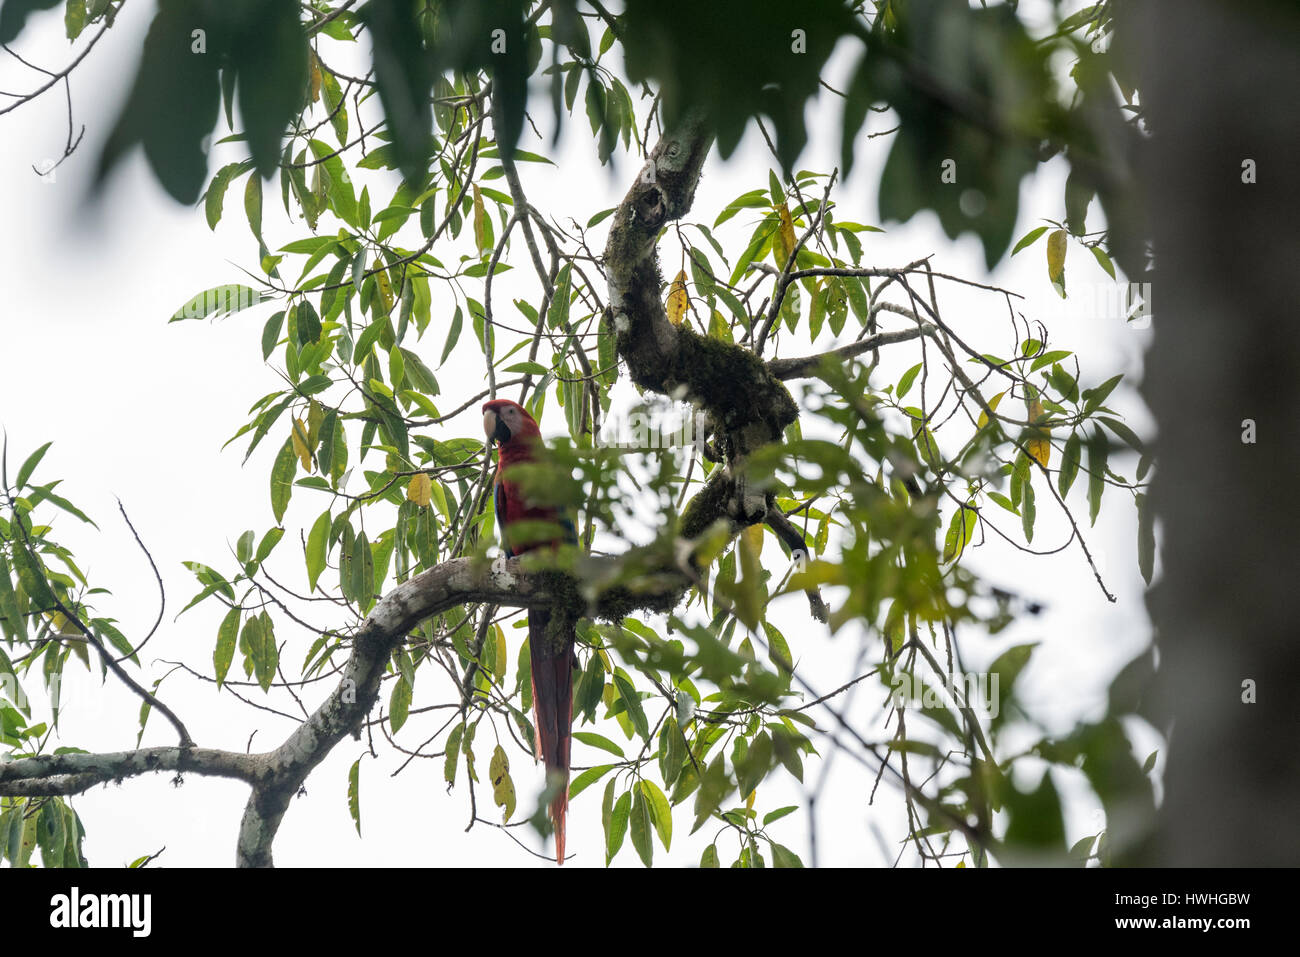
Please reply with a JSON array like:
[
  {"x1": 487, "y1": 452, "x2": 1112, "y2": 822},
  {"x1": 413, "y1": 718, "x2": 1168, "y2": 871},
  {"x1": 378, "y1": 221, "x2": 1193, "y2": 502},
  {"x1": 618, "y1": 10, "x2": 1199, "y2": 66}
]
[
  {"x1": 270, "y1": 436, "x2": 297, "y2": 523},
  {"x1": 214, "y1": 606, "x2": 240, "y2": 688},
  {"x1": 169, "y1": 285, "x2": 264, "y2": 322},
  {"x1": 347, "y1": 758, "x2": 362, "y2": 836},
  {"x1": 1046, "y1": 228, "x2": 1068, "y2": 297},
  {"x1": 666, "y1": 270, "x2": 690, "y2": 325}
]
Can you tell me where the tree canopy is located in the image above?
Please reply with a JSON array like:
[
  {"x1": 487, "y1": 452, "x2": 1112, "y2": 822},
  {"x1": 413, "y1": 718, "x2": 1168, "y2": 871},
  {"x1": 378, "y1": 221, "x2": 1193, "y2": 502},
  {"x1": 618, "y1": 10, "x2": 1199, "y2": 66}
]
[{"x1": 0, "y1": 0, "x2": 1166, "y2": 868}]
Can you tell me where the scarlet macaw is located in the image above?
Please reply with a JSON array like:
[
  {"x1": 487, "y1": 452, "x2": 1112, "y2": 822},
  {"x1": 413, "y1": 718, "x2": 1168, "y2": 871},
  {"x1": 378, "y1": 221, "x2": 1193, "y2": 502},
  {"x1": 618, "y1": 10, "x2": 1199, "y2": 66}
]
[{"x1": 482, "y1": 398, "x2": 578, "y2": 864}]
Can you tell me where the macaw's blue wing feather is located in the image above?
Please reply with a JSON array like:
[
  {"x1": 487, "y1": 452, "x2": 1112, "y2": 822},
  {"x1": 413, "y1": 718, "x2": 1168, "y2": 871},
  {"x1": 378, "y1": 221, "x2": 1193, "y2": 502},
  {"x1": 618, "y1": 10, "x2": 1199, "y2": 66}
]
[
  {"x1": 559, "y1": 512, "x2": 578, "y2": 546},
  {"x1": 494, "y1": 479, "x2": 513, "y2": 558}
]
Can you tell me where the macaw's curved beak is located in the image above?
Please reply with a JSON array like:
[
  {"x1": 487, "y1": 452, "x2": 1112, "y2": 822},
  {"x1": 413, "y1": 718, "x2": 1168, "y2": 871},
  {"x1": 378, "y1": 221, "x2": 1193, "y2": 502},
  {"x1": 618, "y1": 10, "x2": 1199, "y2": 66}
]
[{"x1": 483, "y1": 407, "x2": 511, "y2": 446}]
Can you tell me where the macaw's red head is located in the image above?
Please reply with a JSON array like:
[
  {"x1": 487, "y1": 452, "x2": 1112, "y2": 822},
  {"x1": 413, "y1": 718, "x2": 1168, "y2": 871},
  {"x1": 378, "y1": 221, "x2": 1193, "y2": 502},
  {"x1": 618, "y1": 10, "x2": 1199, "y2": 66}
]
[{"x1": 482, "y1": 398, "x2": 541, "y2": 452}]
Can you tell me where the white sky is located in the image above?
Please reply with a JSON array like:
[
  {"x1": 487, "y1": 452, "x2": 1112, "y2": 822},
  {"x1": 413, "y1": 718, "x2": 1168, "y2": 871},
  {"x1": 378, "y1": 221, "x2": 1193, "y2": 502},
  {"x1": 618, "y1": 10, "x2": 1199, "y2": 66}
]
[{"x1": 0, "y1": 0, "x2": 1157, "y2": 867}]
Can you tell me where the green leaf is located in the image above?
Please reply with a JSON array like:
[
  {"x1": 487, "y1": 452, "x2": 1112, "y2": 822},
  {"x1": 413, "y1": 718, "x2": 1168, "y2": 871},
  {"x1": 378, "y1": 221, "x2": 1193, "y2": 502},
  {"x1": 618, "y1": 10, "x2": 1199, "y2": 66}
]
[
  {"x1": 896, "y1": 362, "x2": 922, "y2": 400},
  {"x1": 1087, "y1": 428, "x2": 1108, "y2": 525},
  {"x1": 640, "y1": 780, "x2": 673, "y2": 851},
  {"x1": 763, "y1": 805, "x2": 798, "y2": 826},
  {"x1": 14, "y1": 441, "x2": 52, "y2": 490},
  {"x1": 1089, "y1": 244, "x2": 1116, "y2": 279},
  {"x1": 0, "y1": 555, "x2": 27, "y2": 642},
  {"x1": 389, "y1": 675, "x2": 412, "y2": 733},
  {"x1": 37, "y1": 799, "x2": 66, "y2": 868},
  {"x1": 1021, "y1": 480, "x2": 1036, "y2": 543},
  {"x1": 236, "y1": 529, "x2": 256, "y2": 564},
  {"x1": 242, "y1": 614, "x2": 272, "y2": 692},
  {"x1": 244, "y1": 172, "x2": 263, "y2": 241},
  {"x1": 613, "y1": 674, "x2": 650, "y2": 741},
  {"x1": 605, "y1": 788, "x2": 631, "y2": 864},
  {"x1": 254, "y1": 527, "x2": 284, "y2": 564},
  {"x1": 1058, "y1": 433, "x2": 1081, "y2": 496},
  {"x1": 261, "y1": 310, "x2": 285, "y2": 360},
  {"x1": 572, "y1": 731, "x2": 625, "y2": 759},
  {"x1": 214, "y1": 606, "x2": 240, "y2": 688},
  {"x1": 348, "y1": 758, "x2": 362, "y2": 836},
  {"x1": 1136, "y1": 492, "x2": 1154, "y2": 585},
  {"x1": 943, "y1": 501, "x2": 976, "y2": 563},
  {"x1": 296, "y1": 300, "x2": 322, "y2": 347},
  {"x1": 736, "y1": 732, "x2": 773, "y2": 800},
  {"x1": 351, "y1": 531, "x2": 374, "y2": 609},
  {"x1": 629, "y1": 787, "x2": 653, "y2": 867},
  {"x1": 444, "y1": 724, "x2": 463, "y2": 785},
  {"x1": 1082, "y1": 374, "x2": 1123, "y2": 412},
  {"x1": 770, "y1": 842, "x2": 804, "y2": 867},
  {"x1": 306, "y1": 510, "x2": 330, "y2": 591},
  {"x1": 548, "y1": 264, "x2": 572, "y2": 329},
  {"x1": 270, "y1": 437, "x2": 297, "y2": 523},
  {"x1": 1011, "y1": 225, "x2": 1049, "y2": 256},
  {"x1": 320, "y1": 65, "x2": 349, "y2": 144},
  {"x1": 568, "y1": 763, "x2": 615, "y2": 801},
  {"x1": 169, "y1": 285, "x2": 263, "y2": 322},
  {"x1": 307, "y1": 138, "x2": 358, "y2": 226},
  {"x1": 439, "y1": 304, "x2": 463, "y2": 367},
  {"x1": 204, "y1": 162, "x2": 250, "y2": 229},
  {"x1": 64, "y1": 0, "x2": 88, "y2": 40},
  {"x1": 1029, "y1": 349, "x2": 1072, "y2": 373},
  {"x1": 61, "y1": 803, "x2": 84, "y2": 867},
  {"x1": 1098, "y1": 416, "x2": 1145, "y2": 454}
]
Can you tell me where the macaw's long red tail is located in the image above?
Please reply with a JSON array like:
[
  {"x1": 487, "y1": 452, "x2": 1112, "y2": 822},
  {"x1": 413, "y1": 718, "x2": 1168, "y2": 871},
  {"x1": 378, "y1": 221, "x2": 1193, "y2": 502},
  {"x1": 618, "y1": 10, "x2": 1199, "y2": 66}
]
[{"x1": 528, "y1": 606, "x2": 575, "y2": 865}]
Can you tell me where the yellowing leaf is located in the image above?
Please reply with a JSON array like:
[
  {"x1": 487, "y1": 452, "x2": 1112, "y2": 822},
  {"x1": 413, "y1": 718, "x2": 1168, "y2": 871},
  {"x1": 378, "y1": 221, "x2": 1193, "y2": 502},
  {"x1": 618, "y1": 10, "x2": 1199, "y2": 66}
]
[
  {"x1": 1026, "y1": 399, "x2": 1051, "y2": 467},
  {"x1": 977, "y1": 391, "x2": 1006, "y2": 430},
  {"x1": 291, "y1": 417, "x2": 313, "y2": 472},
  {"x1": 742, "y1": 523, "x2": 764, "y2": 555},
  {"x1": 745, "y1": 789, "x2": 756, "y2": 811},
  {"x1": 374, "y1": 261, "x2": 394, "y2": 315},
  {"x1": 307, "y1": 399, "x2": 325, "y2": 448},
  {"x1": 492, "y1": 623, "x2": 506, "y2": 683},
  {"x1": 1046, "y1": 229, "x2": 1067, "y2": 298},
  {"x1": 308, "y1": 53, "x2": 322, "y2": 104},
  {"x1": 708, "y1": 309, "x2": 731, "y2": 341},
  {"x1": 665, "y1": 269, "x2": 689, "y2": 325},
  {"x1": 407, "y1": 472, "x2": 432, "y2": 506},
  {"x1": 774, "y1": 203, "x2": 796, "y2": 268},
  {"x1": 47, "y1": 611, "x2": 80, "y2": 637},
  {"x1": 489, "y1": 744, "x2": 516, "y2": 822}
]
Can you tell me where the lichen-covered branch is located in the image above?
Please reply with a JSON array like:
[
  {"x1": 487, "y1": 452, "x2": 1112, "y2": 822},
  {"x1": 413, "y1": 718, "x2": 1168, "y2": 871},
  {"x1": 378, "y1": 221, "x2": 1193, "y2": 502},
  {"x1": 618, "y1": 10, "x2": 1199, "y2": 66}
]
[
  {"x1": 0, "y1": 747, "x2": 255, "y2": 796},
  {"x1": 233, "y1": 549, "x2": 693, "y2": 866},
  {"x1": 603, "y1": 110, "x2": 800, "y2": 533},
  {"x1": 0, "y1": 552, "x2": 692, "y2": 865}
]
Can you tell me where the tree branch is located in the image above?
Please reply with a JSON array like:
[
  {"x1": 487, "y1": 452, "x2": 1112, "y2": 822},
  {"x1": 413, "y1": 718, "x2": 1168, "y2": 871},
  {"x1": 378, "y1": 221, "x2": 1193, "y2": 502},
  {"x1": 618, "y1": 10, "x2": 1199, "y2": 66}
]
[
  {"x1": 768, "y1": 326, "x2": 932, "y2": 380},
  {"x1": 603, "y1": 109, "x2": 800, "y2": 534}
]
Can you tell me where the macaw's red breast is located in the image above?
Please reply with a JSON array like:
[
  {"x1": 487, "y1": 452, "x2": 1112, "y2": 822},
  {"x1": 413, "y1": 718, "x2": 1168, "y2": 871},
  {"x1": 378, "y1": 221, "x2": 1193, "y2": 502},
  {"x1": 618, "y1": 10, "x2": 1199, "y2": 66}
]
[{"x1": 482, "y1": 398, "x2": 571, "y2": 556}]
